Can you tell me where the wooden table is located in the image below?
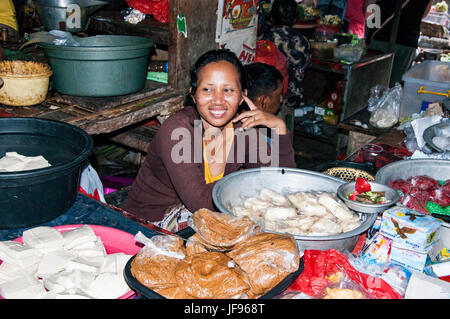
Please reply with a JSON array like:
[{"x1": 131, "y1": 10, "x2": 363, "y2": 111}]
[{"x1": 0, "y1": 79, "x2": 184, "y2": 153}]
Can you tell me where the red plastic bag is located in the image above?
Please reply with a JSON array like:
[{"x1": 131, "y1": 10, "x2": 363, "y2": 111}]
[
  {"x1": 292, "y1": 249, "x2": 403, "y2": 299},
  {"x1": 126, "y1": 0, "x2": 169, "y2": 23},
  {"x1": 255, "y1": 40, "x2": 289, "y2": 95}
]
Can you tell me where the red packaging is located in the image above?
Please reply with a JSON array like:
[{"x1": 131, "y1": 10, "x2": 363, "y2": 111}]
[
  {"x1": 126, "y1": 0, "x2": 169, "y2": 23},
  {"x1": 291, "y1": 249, "x2": 403, "y2": 299}
]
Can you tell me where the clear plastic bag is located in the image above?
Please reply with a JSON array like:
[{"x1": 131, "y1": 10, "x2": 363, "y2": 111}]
[
  {"x1": 189, "y1": 208, "x2": 262, "y2": 249},
  {"x1": 121, "y1": 7, "x2": 146, "y2": 24},
  {"x1": 368, "y1": 83, "x2": 402, "y2": 129},
  {"x1": 134, "y1": 232, "x2": 185, "y2": 259},
  {"x1": 320, "y1": 273, "x2": 374, "y2": 299}
]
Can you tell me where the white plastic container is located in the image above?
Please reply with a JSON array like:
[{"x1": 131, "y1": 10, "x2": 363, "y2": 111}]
[{"x1": 400, "y1": 60, "x2": 450, "y2": 118}]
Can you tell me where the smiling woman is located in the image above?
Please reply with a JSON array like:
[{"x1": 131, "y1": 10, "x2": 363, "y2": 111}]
[{"x1": 123, "y1": 49, "x2": 296, "y2": 232}]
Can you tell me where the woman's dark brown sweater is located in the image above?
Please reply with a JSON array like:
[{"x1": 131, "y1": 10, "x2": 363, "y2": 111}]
[{"x1": 124, "y1": 106, "x2": 296, "y2": 222}]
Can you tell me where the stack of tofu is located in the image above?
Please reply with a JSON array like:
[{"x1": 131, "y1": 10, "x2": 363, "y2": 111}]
[{"x1": 0, "y1": 225, "x2": 133, "y2": 299}]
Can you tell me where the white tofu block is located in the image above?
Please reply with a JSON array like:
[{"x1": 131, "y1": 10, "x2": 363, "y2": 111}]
[
  {"x1": 37, "y1": 250, "x2": 76, "y2": 276},
  {"x1": 22, "y1": 226, "x2": 64, "y2": 252},
  {"x1": 114, "y1": 253, "x2": 133, "y2": 274},
  {"x1": 43, "y1": 270, "x2": 96, "y2": 293},
  {"x1": 99, "y1": 253, "x2": 132, "y2": 274},
  {"x1": 75, "y1": 256, "x2": 105, "y2": 269},
  {"x1": 73, "y1": 237, "x2": 106, "y2": 258},
  {"x1": 44, "y1": 291, "x2": 92, "y2": 299},
  {"x1": 0, "y1": 240, "x2": 42, "y2": 261},
  {"x1": 0, "y1": 248, "x2": 41, "y2": 268},
  {"x1": 65, "y1": 260, "x2": 98, "y2": 273},
  {"x1": 0, "y1": 275, "x2": 47, "y2": 299},
  {"x1": 62, "y1": 225, "x2": 97, "y2": 250},
  {"x1": 85, "y1": 272, "x2": 130, "y2": 299},
  {"x1": 99, "y1": 254, "x2": 118, "y2": 274},
  {"x1": 0, "y1": 261, "x2": 38, "y2": 284}
]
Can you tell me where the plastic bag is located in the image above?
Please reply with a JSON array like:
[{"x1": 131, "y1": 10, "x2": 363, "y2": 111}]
[
  {"x1": 292, "y1": 249, "x2": 403, "y2": 299},
  {"x1": 121, "y1": 7, "x2": 146, "y2": 24},
  {"x1": 20, "y1": 30, "x2": 80, "y2": 50},
  {"x1": 125, "y1": 0, "x2": 169, "y2": 23},
  {"x1": 134, "y1": 231, "x2": 186, "y2": 259},
  {"x1": 345, "y1": 250, "x2": 412, "y2": 297},
  {"x1": 320, "y1": 273, "x2": 374, "y2": 299},
  {"x1": 79, "y1": 164, "x2": 105, "y2": 203},
  {"x1": 255, "y1": 40, "x2": 289, "y2": 95},
  {"x1": 189, "y1": 208, "x2": 261, "y2": 249},
  {"x1": 368, "y1": 83, "x2": 402, "y2": 129}
]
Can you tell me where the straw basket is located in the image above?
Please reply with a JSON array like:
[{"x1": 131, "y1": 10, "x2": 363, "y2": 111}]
[
  {"x1": 323, "y1": 167, "x2": 375, "y2": 182},
  {"x1": 0, "y1": 61, "x2": 52, "y2": 106}
]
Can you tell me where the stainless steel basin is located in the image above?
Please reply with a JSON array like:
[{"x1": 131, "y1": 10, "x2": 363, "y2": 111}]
[
  {"x1": 35, "y1": 0, "x2": 107, "y2": 32},
  {"x1": 212, "y1": 167, "x2": 377, "y2": 253}
]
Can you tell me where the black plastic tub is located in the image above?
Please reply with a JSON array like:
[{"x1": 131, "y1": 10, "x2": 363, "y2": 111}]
[{"x1": 0, "y1": 118, "x2": 93, "y2": 229}]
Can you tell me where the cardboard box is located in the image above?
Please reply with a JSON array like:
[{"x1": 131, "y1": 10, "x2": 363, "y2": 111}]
[
  {"x1": 380, "y1": 207, "x2": 442, "y2": 251},
  {"x1": 389, "y1": 243, "x2": 430, "y2": 273}
]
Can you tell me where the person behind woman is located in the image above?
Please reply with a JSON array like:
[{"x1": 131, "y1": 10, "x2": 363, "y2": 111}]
[
  {"x1": 262, "y1": 0, "x2": 311, "y2": 109},
  {"x1": 124, "y1": 49, "x2": 296, "y2": 232},
  {"x1": 244, "y1": 62, "x2": 284, "y2": 116},
  {"x1": 244, "y1": 62, "x2": 285, "y2": 145}
]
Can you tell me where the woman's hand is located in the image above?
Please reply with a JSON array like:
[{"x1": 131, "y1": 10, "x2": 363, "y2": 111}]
[{"x1": 233, "y1": 95, "x2": 288, "y2": 135}]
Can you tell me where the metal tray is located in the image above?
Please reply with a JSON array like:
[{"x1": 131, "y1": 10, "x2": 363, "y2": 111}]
[
  {"x1": 123, "y1": 228, "x2": 304, "y2": 299},
  {"x1": 423, "y1": 119, "x2": 450, "y2": 152}
]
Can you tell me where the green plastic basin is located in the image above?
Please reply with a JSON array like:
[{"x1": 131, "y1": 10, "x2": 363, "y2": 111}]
[{"x1": 40, "y1": 35, "x2": 155, "y2": 97}]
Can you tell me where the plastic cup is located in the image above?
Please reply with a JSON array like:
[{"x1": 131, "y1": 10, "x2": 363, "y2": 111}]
[{"x1": 362, "y1": 143, "x2": 383, "y2": 163}]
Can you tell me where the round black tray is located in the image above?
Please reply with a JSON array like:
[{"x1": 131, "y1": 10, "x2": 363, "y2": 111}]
[{"x1": 123, "y1": 228, "x2": 304, "y2": 299}]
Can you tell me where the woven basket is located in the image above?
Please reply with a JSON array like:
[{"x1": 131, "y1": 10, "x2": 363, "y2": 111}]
[{"x1": 323, "y1": 167, "x2": 375, "y2": 182}]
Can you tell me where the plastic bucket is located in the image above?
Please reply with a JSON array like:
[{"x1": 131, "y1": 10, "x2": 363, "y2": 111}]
[
  {"x1": 0, "y1": 61, "x2": 53, "y2": 106},
  {"x1": 0, "y1": 118, "x2": 93, "y2": 229},
  {"x1": 40, "y1": 35, "x2": 154, "y2": 97}
]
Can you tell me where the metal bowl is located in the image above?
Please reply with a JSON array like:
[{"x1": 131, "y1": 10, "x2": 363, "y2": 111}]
[
  {"x1": 375, "y1": 159, "x2": 450, "y2": 185},
  {"x1": 337, "y1": 181, "x2": 400, "y2": 214},
  {"x1": 212, "y1": 167, "x2": 377, "y2": 252},
  {"x1": 423, "y1": 119, "x2": 450, "y2": 153}
]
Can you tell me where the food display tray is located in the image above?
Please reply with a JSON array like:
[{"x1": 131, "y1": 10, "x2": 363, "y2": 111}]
[{"x1": 123, "y1": 228, "x2": 304, "y2": 299}]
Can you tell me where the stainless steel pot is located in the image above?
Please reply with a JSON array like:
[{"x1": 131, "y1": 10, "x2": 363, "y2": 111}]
[
  {"x1": 375, "y1": 159, "x2": 450, "y2": 185},
  {"x1": 212, "y1": 167, "x2": 377, "y2": 252},
  {"x1": 35, "y1": 0, "x2": 107, "y2": 33}
]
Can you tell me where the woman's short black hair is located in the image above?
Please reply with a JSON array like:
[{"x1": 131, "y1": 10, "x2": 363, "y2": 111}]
[
  {"x1": 185, "y1": 48, "x2": 245, "y2": 107},
  {"x1": 244, "y1": 62, "x2": 283, "y2": 100},
  {"x1": 270, "y1": 0, "x2": 298, "y2": 27}
]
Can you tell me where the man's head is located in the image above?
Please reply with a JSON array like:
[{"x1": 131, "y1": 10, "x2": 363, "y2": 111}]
[{"x1": 244, "y1": 62, "x2": 284, "y2": 114}]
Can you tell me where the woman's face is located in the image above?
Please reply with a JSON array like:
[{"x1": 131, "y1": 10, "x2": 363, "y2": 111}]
[{"x1": 193, "y1": 60, "x2": 243, "y2": 130}]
